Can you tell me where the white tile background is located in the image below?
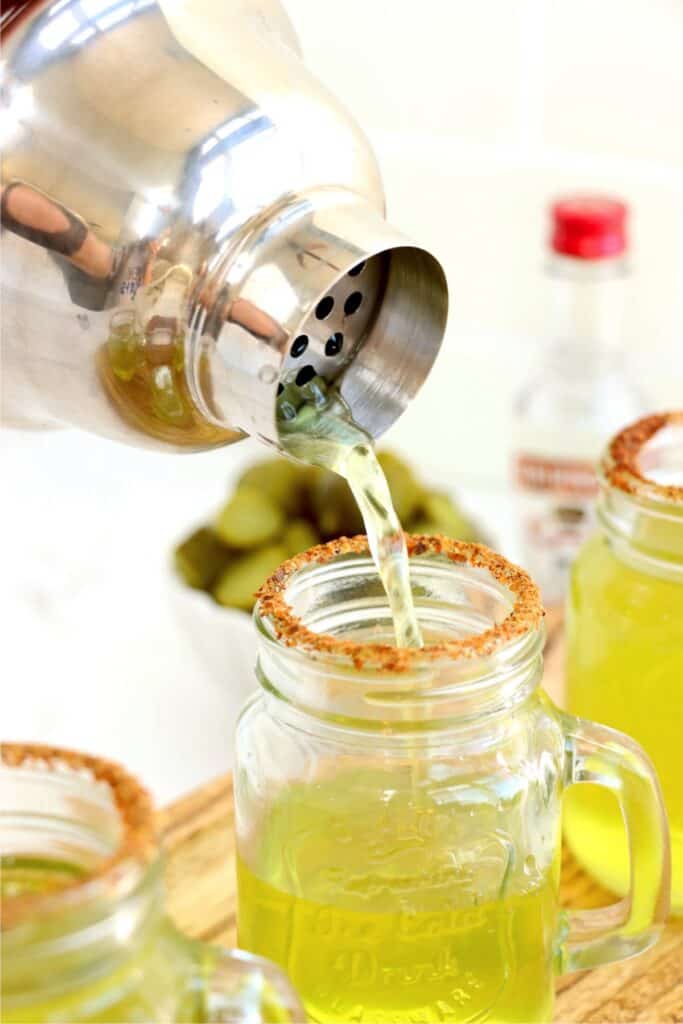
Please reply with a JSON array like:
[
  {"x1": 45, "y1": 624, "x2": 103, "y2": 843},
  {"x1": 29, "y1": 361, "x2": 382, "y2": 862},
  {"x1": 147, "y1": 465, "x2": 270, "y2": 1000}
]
[{"x1": 3, "y1": 0, "x2": 683, "y2": 801}]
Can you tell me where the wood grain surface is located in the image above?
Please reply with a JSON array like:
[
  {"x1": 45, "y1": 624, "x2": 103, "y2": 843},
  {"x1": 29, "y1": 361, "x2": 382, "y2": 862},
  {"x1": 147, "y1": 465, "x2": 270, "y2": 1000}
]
[{"x1": 160, "y1": 616, "x2": 682, "y2": 1022}]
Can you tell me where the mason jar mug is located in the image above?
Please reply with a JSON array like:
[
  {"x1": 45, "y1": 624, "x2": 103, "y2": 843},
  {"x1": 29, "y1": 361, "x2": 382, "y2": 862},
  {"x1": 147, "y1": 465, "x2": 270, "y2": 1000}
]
[
  {"x1": 565, "y1": 411, "x2": 683, "y2": 912},
  {"x1": 235, "y1": 536, "x2": 670, "y2": 1024},
  {"x1": 0, "y1": 744, "x2": 302, "y2": 1023}
]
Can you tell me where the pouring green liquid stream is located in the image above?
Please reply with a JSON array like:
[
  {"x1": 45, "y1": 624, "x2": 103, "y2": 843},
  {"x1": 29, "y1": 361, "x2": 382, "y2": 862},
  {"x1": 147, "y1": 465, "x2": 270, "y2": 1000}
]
[{"x1": 277, "y1": 377, "x2": 423, "y2": 649}]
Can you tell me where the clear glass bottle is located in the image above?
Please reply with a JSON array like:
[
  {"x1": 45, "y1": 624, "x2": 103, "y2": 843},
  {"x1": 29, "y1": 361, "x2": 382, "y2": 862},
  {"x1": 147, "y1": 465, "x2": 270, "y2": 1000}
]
[
  {"x1": 565, "y1": 411, "x2": 683, "y2": 914},
  {"x1": 1, "y1": 744, "x2": 303, "y2": 1024},
  {"x1": 235, "y1": 536, "x2": 670, "y2": 1024},
  {"x1": 513, "y1": 196, "x2": 646, "y2": 606}
]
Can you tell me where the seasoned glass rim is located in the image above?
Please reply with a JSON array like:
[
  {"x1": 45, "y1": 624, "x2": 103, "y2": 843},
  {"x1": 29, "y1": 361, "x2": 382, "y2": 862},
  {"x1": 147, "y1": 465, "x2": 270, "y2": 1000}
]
[
  {"x1": 255, "y1": 535, "x2": 544, "y2": 672},
  {"x1": 1, "y1": 743, "x2": 157, "y2": 930},
  {"x1": 602, "y1": 411, "x2": 683, "y2": 506}
]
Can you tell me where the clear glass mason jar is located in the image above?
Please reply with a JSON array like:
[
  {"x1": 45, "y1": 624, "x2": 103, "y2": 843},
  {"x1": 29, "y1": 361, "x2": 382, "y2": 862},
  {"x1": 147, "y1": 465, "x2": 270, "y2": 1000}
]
[
  {"x1": 235, "y1": 536, "x2": 670, "y2": 1024},
  {"x1": 565, "y1": 411, "x2": 683, "y2": 914},
  {"x1": 0, "y1": 744, "x2": 303, "y2": 1023}
]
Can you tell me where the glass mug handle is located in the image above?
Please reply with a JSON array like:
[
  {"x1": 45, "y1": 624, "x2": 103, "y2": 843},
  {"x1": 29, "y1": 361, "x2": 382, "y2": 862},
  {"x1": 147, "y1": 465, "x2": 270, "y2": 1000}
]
[
  {"x1": 559, "y1": 712, "x2": 671, "y2": 974},
  {"x1": 181, "y1": 940, "x2": 304, "y2": 1022}
]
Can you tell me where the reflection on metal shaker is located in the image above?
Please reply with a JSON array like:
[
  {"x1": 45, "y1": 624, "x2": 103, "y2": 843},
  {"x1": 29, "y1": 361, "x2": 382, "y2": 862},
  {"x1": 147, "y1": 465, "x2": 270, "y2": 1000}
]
[{"x1": 1, "y1": 0, "x2": 448, "y2": 453}]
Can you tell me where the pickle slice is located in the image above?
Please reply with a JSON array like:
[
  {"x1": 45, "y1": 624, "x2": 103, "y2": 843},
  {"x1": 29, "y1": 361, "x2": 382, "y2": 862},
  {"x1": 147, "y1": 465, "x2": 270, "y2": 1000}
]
[
  {"x1": 212, "y1": 544, "x2": 288, "y2": 611},
  {"x1": 377, "y1": 450, "x2": 424, "y2": 523},
  {"x1": 309, "y1": 469, "x2": 363, "y2": 539},
  {"x1": 214, "y1": 487, "x2": 284, "y2": 549},
  {"x1": 174, "y1": 527, "x2": 232, "y2": 591},
  {"x1": 238, "y1": 459, "x2": 309, "y2": 517},
  {"x1": 283, "y1": 519, "x2": 319, "y2": 558}
]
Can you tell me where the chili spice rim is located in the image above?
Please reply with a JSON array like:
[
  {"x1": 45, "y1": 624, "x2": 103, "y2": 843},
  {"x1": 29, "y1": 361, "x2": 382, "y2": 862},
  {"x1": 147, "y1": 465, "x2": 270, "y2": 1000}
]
[
  {"x1": 603, "y1": 411, "x2": 683, "y2": 504},
  {"x1": 1, "y1": 742, "x2": 157, "y2": 928},
  {"x1": 255, "y1": 534, "x2": 544, "y2": 671}
]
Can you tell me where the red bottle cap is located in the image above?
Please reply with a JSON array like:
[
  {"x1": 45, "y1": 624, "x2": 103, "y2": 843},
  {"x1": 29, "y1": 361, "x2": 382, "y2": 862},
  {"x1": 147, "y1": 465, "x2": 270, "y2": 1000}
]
[{"x1": 551, "y1": 195, "x2": 628, "y2": 260}]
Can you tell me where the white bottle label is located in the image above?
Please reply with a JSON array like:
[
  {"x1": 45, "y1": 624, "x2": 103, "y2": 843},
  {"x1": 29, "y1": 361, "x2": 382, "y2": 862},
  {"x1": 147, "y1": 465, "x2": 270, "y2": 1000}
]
[{"x1": 514, "y1": 452, "x2": 598, "y2": 606}]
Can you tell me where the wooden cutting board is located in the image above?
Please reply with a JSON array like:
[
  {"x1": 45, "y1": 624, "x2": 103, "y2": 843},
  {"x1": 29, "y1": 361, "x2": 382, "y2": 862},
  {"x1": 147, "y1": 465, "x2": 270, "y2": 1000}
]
[{"x1": 159, "y1": 613, "x2": 683, "y2": 1022}]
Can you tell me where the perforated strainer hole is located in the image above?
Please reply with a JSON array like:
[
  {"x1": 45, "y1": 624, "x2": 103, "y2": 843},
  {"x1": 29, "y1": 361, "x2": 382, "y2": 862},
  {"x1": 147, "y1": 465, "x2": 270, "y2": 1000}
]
[
  {"x1": 344, "y1": 291, "x2": 363, "y2": 316},
  {"x1": 295, "y1": 364, "x2": 317, "y2": 386},
  {"x1": 315, "y1": 296, "x2": 334, "y2": 320},
  {"x1": 348, "y1": 261, "x2": 366, "y2": 277},
  {"x1": 325, "y1": 332, "x2": 344, "y2": 357},
  {"x1": 290, "y1": 335, "x2": 308, "y2": 358}
]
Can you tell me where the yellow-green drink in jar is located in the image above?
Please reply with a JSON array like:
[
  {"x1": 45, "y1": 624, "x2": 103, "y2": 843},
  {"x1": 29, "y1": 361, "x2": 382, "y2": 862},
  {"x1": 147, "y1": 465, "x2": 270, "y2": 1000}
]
[
  {"x1": 238, "y1": 771, "x2": 559, "y2": 1024},
  {"x1": 0, "y1": 744, "x2": 302, "y2": 1024},
  {"x1": 236, "y1": 537, "x2": 670, "y2": 1023},
  {"x1": 565, "y1": 412, "x2": 683, "y2": 912}
]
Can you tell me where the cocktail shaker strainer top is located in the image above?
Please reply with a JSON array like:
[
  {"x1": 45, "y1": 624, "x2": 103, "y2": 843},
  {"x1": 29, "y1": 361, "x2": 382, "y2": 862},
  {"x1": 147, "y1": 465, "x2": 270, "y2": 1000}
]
[{"x1": 1, "y1": 0, "x2": 448, "y2": 452}]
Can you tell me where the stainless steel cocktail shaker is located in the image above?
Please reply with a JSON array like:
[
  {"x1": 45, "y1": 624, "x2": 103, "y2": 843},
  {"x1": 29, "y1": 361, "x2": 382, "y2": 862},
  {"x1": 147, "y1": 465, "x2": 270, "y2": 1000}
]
[{"x1": 1, "y1": 0, "x2": 448, "y2": 453}]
